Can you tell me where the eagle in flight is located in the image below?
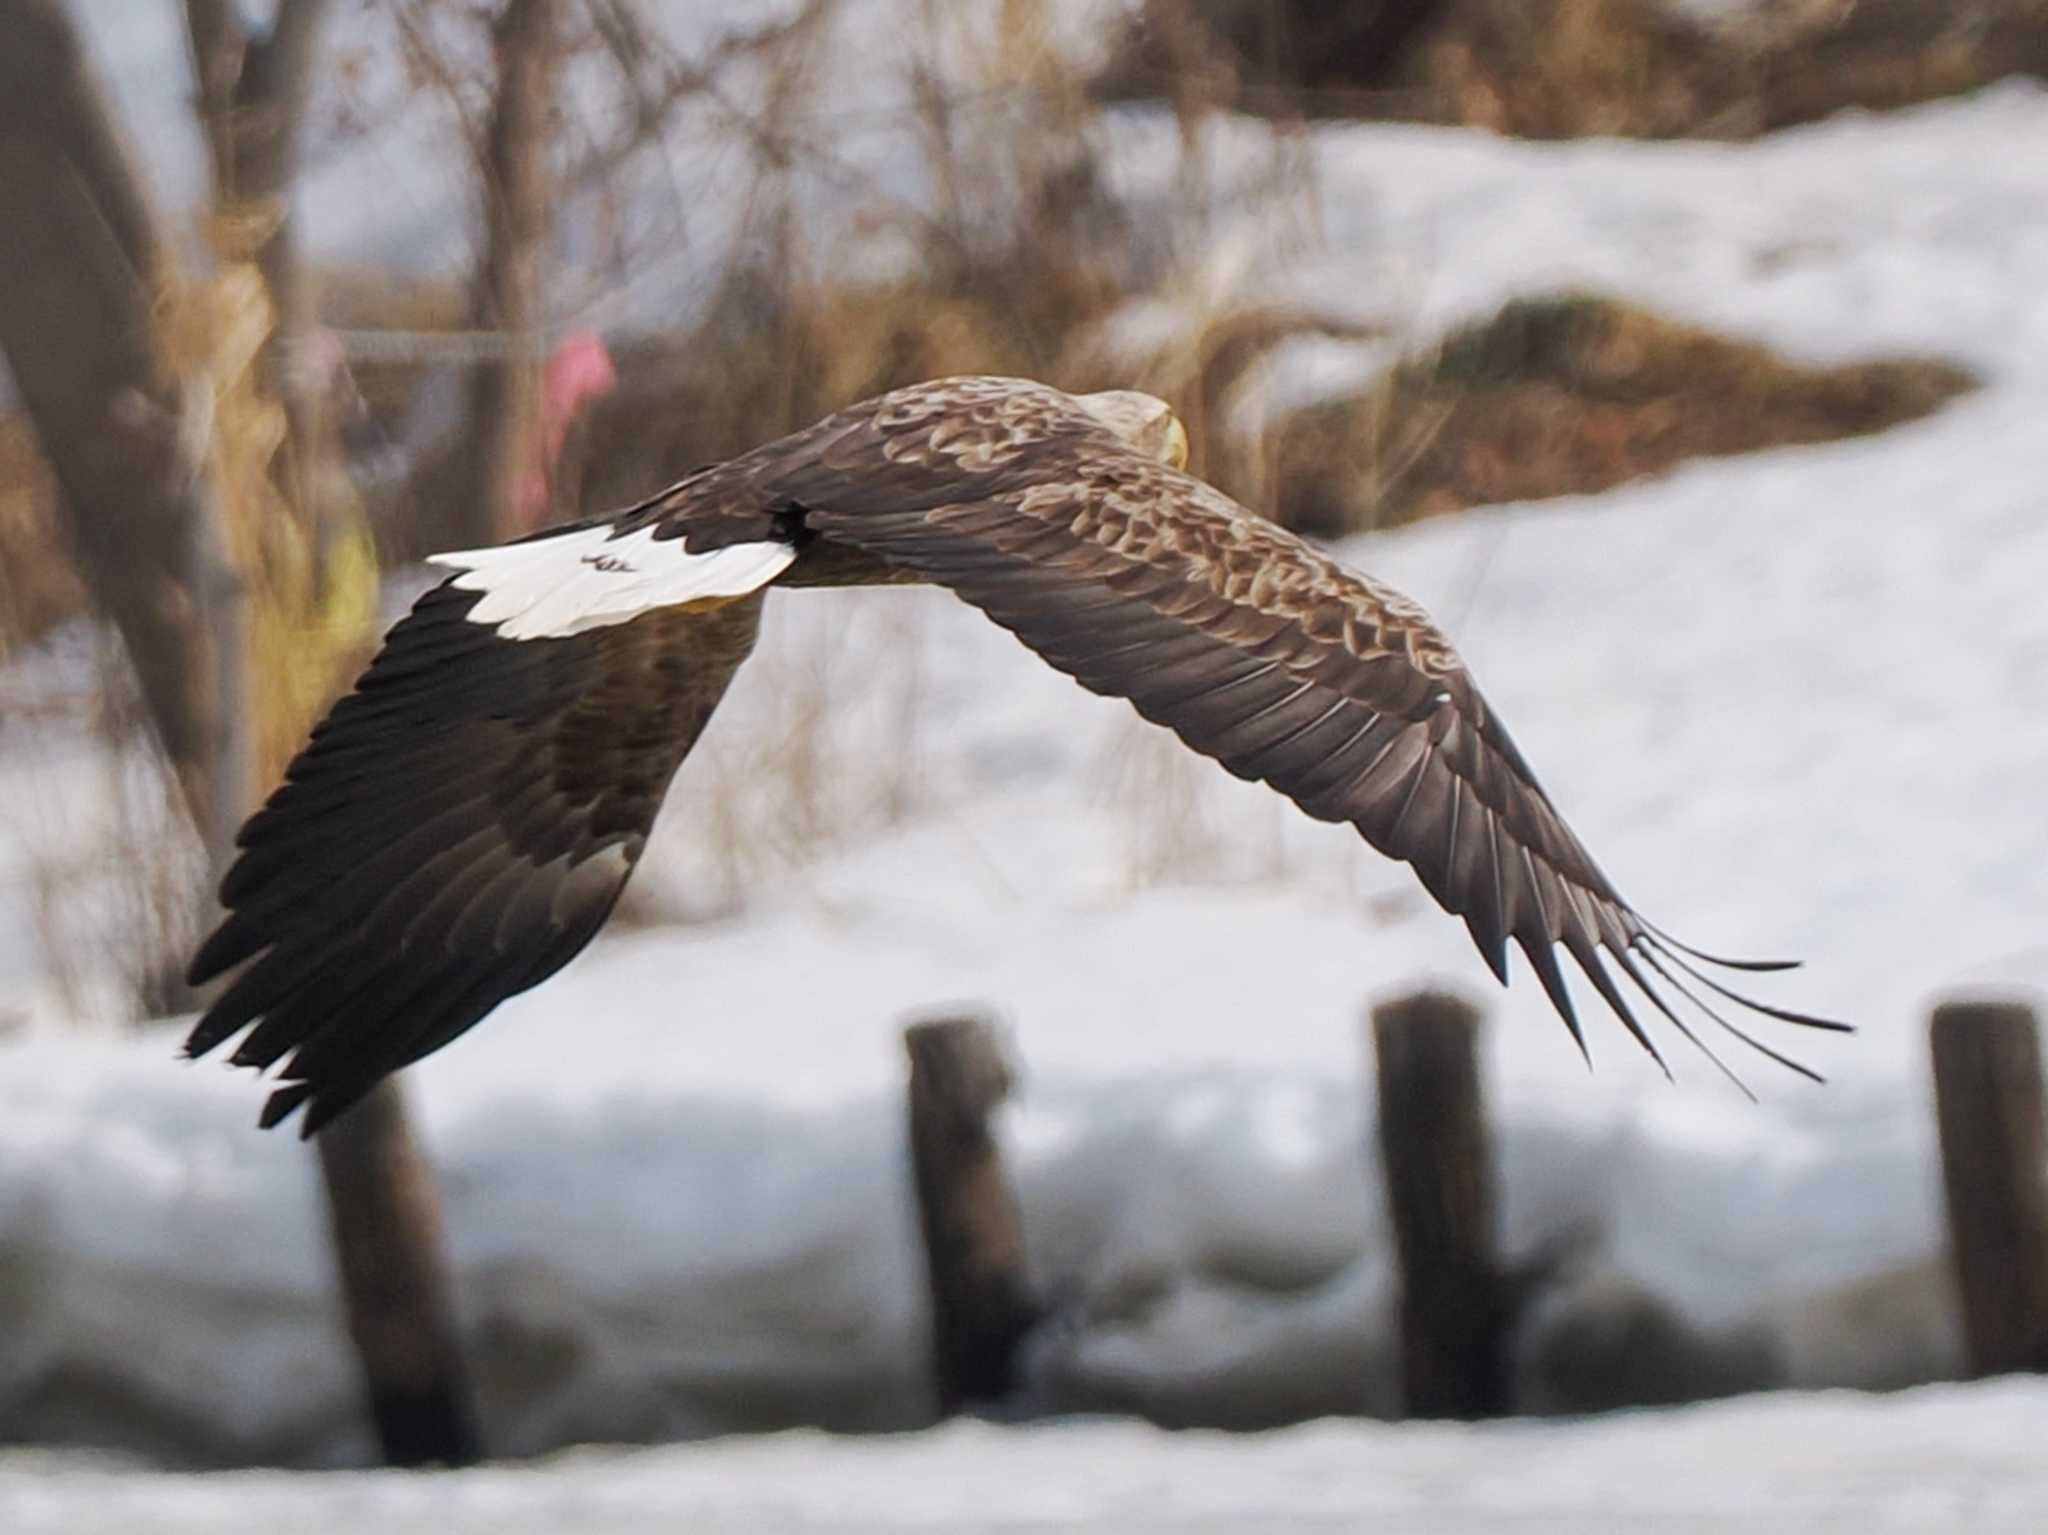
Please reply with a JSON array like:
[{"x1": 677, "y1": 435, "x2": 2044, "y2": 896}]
[{"x1": 185, "y1": 376, "x2": 1844, "y2": 1134}]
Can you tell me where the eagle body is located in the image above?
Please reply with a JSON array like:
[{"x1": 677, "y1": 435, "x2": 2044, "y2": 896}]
[{"x1": 186, "y1": 376, "x2": 1841, "y2": 1133}]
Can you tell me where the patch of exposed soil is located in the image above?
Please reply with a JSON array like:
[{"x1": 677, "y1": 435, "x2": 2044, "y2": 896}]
[
  {"x1": 1267, "y1": 293, "x2": 1977, "y2": 537},
  {"x1": 1104, "y1": 0, "x2": 2048, "y2": 140}
]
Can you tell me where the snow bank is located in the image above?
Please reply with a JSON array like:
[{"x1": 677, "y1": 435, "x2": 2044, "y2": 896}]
[
  {"x1": 3, "y1": 45, "x2": 2045, "y2": 1461},
  {"x1": 9, "y1": 1379, "x2": 2048, "y2": 1535}
]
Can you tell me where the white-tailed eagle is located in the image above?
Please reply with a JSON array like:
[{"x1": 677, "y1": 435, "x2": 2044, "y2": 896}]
[{"x1": 185, "y1": 376, "x2": 1844, "y2": 1133}]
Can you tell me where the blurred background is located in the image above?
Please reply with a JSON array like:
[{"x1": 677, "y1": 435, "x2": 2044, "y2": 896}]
[{"x1": 1, "y1": 1, "x2": 2045, "y2": 1529}]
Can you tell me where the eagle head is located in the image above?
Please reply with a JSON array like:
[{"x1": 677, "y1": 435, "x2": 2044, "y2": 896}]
[{"x1": 1075, "y1": 389, "x2": 1189, "y2": 470}]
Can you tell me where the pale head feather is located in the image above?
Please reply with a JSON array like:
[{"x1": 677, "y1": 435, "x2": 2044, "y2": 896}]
[{"x1": 1074, "y1": 389, "x2": 1190, "y2": 469}]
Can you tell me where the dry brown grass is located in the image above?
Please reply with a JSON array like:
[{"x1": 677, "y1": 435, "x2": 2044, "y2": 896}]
[
  {"x1": 1266, "y1": 293, "x2": 1978, "y2": 537},
  {"x1": 0, "y1": 415, "x2": 80, "y2": 652},
  {"x1": 568, "y1": 2, "x2": 1140, "y2": 519},
  {"x1": 570, "y1": 274, "x2": 1107, "y2": 517},
  {"x1": 159, "y1": 260, "x2": 382, "y2": 785},
  {"x1": 1408, "y1": 0, "x2": 2048, "y2": 139},
  {"x1": 1105, "y1": 0, "x2": 2048, "y2": 140}
]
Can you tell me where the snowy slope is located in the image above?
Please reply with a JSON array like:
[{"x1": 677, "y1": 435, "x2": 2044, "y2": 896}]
[
  {"x1": 9, "y1": 1379, "x2": 2048, "y2": 1535},
  {"x1": 2, "y1": 54, "x2": 2045, "y2": 1462}
]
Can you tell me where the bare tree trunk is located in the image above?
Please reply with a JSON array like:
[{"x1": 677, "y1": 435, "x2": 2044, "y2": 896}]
[
  {"x1": 458, "y1": 0, "x2": 562, "y2": 548},
  {"x1": 1371, "y1": 990, "x2": 1508, "y2": 1418},
  {"x1": 0, "y1": 0, "x2": 247, "y2": 879},
  {"x1": 318, "y1": 1079, "x2": 482, "y2": 1466},
  {"x1": 187, "y1": 0, "x2": 332, "y2": 308},
  {"x1": 183, "y1": 1, "x2": 481, "y2": 1464},
  {"x1": 1932, "y1": 999, "x2": 2048, "y2": 1377},
  {"x1": 185, "y1": 0, "x2": 341, "y2": 543},
  {"x1": 904, "y1": 1016, "x2": 1039, "y2": 1413}
]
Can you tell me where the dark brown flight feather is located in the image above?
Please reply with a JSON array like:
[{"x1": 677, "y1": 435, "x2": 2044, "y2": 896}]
[{"x1": 186, "y1": 584, "x2": 763, "y2": 1134}]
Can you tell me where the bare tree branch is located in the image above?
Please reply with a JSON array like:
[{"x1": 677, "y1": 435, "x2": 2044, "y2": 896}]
[
  {"x1": 383, "y1": 1, "x2": 492, "y2": 190},
  {"x1": 456, "y1": 0, "x2": 563, "y2": 547},
  {"x1": 564, "y1": 0, "x2": 835, "y2": 189},
  {"x1": 182, "y1": 0, "x2": 242, "y2": 171},
  {"x1": 183, "y1": 1, "x2": 336, "y2": 466},
  {"x1": 0, "y1": 0, "x2": 248, "y2": 881}
]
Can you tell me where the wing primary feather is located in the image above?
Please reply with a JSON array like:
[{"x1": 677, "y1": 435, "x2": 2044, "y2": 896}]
[
  {"x1": 259, "y1": 1082, "x2": 314, "y2": 1131},
  {"x1": 1328, "y1": 717, "x2": 1419, "y2": 813},
  {"x1": 1564, "y1": 934, "x2": 1670, "y2": 1078},
  {"x1": 270, "y1": 948, "x2": 475, "y2": 1090},
  {"x1": 1637, "y1": 918, "x2": 1801, "y2": 973},
  {"x1": 1044, "y1": 622, "x2": 1215, "y2": 672},
  {"x1": 1519, "y1": 845, "x2": 1591, "y2": 1065},
  {"x1": 1109, "y1": 642, "x2": 1277, "y2": 704},
  {"x1": 1633, "y1": 942, "x2": 1824, "y2": 1086},
  {"x1": 1127, "y1": 658, "x2": 1283, "y2": 717},
  {"x1": 1194, "y1": 679, "x2": 1319, "y2": 750},
  {"x1": 1519, "y1": 931, "x2": 1590, "y2": 1068},
  {"x1": 1292, "y1": 716, "x2": 1406, "y2": 823},
  {"x1": 1605, "y1": 942, "x2": 1758, "y2": 1100},
  {"x1": 190, "y1": 938, "x2": 358, "y2": 1052},
  {"x1": 1463, "y1": 806, "x2": 1510, "y2": 985},
  {"x1": 1522, "y1": 845, "x2": 1561, "y2": 941},
  {"x1": 1437, "y1": 778, "x2": 1464, "y2": 916},
  {"x1": 229, "y1": 949, "x2": 400, "y2": 1072},
  {"x1": 1229, "y1": 697, "x2": 1355, "y2": 784},
  {"x1": 1463, "y1": 911, "x2": 1511, "y2": 988},
  {"x1": 280, "y1": 951, "x2": 507, "y2": 1133},
  {"x1": 1644, "y1": 937, "x2": 1855, "y2": 1033},
  {"x1": 1283, "y1": 710, "x2": 1382, "y2": 794},
  {"x1": 1382, "y1": 750, "x2": 1435, "y2": 856},
  {"x1": 1031, "y1": 617, "x2": 1181, "y2": 662},
  {"x1": 1515, "y1": 912, "x2": 1589, "y2": 1072},
  {"x1": 184, "y1": 951, "x2": 285, "y2": 1053}
]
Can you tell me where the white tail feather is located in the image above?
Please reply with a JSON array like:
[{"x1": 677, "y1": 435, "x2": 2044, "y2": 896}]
[{"x1": 427, "y1": 525, "x2": 795, "y2": 640}]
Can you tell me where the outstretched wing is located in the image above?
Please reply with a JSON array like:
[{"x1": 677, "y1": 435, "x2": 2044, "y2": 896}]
[
  {"x1": 721, "y1": 387, "x2": 1846, "y2": 1083},
  {"x1": 185, "y1": 582, "x2": 765, "y2": 1135}
]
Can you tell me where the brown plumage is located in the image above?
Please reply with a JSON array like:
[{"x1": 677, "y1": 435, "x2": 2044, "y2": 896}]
[{"x1": 187, "y1": 375, "x2": 1844, "y2": 1133}]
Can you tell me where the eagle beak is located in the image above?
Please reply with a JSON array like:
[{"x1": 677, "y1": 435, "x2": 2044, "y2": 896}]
[{"x1": 1164, "y1": 416, "x2": 1190, "y2": 471}]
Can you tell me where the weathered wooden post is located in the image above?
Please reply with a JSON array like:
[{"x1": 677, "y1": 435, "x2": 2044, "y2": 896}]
[
  {"x1": 904, "y1": 1015, "x2": 1038, "y2": 1413},
  {"x1": 1370, "y1": 989, "x2": 1507, "y2": 1418},
  {"x1": 318, "y1": 1078, "x2": 481, "y2": 1465},
  {"x1": 1931, "y1": 997, "x2": 2048, "y2": 1377}
]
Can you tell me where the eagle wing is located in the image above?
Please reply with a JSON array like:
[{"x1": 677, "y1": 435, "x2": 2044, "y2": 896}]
[
  {"x1": 699, "y1": 381, "x2": 1844, "y2": 1082},
  {"x1": 184, "y1": 583, "x2": 764, "y2": 1134}
]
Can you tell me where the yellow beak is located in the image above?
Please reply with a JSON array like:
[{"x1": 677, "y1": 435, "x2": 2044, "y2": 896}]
[{"x1": 1164, "y1": 416, "x2": 1190, "y2": 471}]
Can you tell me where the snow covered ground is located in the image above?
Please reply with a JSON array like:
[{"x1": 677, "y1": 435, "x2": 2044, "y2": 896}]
[
  {"x1": 3, "y1": 0, "x2": 2046, "y2": 1489},
  {"x1": 8, "y1": 1379, "x2": 2048, "y2": 1534}
]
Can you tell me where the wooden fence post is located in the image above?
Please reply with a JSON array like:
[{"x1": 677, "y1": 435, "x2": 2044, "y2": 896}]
[
  {"x1": 1931, "y1": 998, "x2": 2048, "y2": 1377},
  {"x1": 1370, "y1": 989, "x2": 1507, "y2": 1418},
  {"x1": 905, "y1": 1015, "x2": 1038, "y2": 1414},
  {"x1": 317, "y1": 1077, "x2": 482, "y2": 1465}
]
